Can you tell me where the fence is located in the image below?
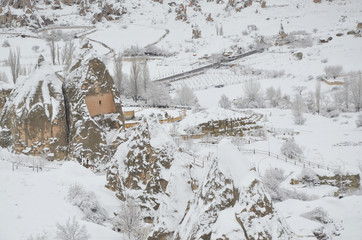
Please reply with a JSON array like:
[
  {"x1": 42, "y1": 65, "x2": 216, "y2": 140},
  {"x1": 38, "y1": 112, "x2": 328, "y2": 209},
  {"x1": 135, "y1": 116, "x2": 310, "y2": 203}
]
[
  {"x1": 238, "y1": 148, "x2": 338, "y2": 172},
  {"x1": 186, "y1": 141, "x2": 338, "y2": 172}
]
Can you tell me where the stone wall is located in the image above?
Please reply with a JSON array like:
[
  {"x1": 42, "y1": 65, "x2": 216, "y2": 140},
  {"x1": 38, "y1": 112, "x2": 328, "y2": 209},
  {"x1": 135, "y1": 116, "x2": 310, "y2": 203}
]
[{"x1": 198, "y1": 117, "x2": 259, "y2": 137}]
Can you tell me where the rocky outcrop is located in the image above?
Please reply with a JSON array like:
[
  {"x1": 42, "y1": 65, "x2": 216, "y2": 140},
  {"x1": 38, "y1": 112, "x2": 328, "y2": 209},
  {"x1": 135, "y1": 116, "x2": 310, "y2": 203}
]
[
  {"x1": 0, "y1": 63, "x2": 67, "y2": 160},
  {"x1": 0, "y1": 89, "x2": 12, "y2": 115},
  {"x1": 106, "y1": 116, "x2": 175, "y2": 222},
  {"x1": 176, "y1": 140, "x2": 294, "y2": 239},
  {"x1": 64, "y1": 42, "x2": 124, "y2": 170},
  {"x1": 0, "y1": 0, "x2": 53, "y2": 28}
]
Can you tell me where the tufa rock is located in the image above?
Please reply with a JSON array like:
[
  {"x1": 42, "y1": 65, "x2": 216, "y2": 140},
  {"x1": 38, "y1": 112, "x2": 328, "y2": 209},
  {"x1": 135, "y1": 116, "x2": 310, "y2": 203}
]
[
  {"x1": 106, "y1": 115, "x2": 175, "y2": 223},
  {"x1": 176, "y1": 141, "x2": 294, "y2": 239},
  {"x1": 64, "y1": 44, "x2": 125, "y2": 170},
  {"x1": 0, "y1": 64, "x2": 68, "y2": 159}
]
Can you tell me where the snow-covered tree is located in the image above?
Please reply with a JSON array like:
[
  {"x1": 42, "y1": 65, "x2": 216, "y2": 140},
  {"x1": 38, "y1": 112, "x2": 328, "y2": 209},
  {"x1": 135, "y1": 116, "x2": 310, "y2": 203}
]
[
  {"x1": 292, "y1": 94, "x2": 306, "y2": 125},
  {"x1": 266, "y1": 86, "x2": 283, "y2": 108},
  {"x1": 239, "y1": 80, "x2": 264, "y2": 108},
  {"x1": 324, "y1": 65, "x2": 343, "y2": 79},
  {"x1": 48, "y1": 30, "x2": 56, "y2": 65},
  {"x1": 67, "y1": 184, "x2": 107, "y2": 224},
  {"x1": 145, "y1": 82, "x2": 172, "y2": 107},
  {"x1": 8, "y1": 48, "x2": 21, "y2": 84},
  {"x1": 344, "y1": 77, "x2": 349, "y2": 111},
  {"x1": 113, "y1": 197, "x2": 148, "y2": 240},
  {"x1": 56, "y1": 217, "x2": 89, "y2": 240},
  {"x1": 218, "y1": 94, "x2": 231, "y2": 109},
  {"x1": 175, "y1": 85, "x2": 199, "y2": 107},
  {"x1": 129, "y1": 60, "x2": 141, "y2": 101},
  {"x1": 350, "y1": 72, "x2": 362, "y2": 112},
  {"x1": 315, "y1": 80, "x2": 321, "y2": 114},
  {"x1": 262, "y1": 168, "x2": 286, "y2": 201},
  {"x1": 141, "y1": 60, "x2": 150, "y2": 95},
  {"x1": 281, "y1": 137, "x2": 303, "y2": 159},
  {"x1": 113, "y1": 52, "x2": 123, "y2": 93}
]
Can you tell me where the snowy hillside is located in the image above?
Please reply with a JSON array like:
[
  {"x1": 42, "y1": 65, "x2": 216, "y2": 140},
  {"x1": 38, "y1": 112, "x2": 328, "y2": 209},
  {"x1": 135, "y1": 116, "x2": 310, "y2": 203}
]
[{"x1": 1, "y1": 0, "x2": 362, "y2": 239}]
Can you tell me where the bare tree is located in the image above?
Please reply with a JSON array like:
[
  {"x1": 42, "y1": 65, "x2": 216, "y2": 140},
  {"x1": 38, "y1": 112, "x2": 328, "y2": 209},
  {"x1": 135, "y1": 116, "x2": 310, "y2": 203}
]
[
  {"x1": 56, "y1": 217, "x2": 89, "y2": 240},
  {"x1": 242, "y1": 80, "x2": 264, "y2": 108},
  {"x1": 292, "y1": 94, "x2": 306, "y2": 125},
  {"x1": 113, "y1": 52, "x2": 123, "y2": 93},
  {"x1": 145, "y1": 82, "x2": 172, "y2": 107},
  {"x1": 175, "y1": 85, "x2": 199, "y2": 107},
  {"x1": 130, "y1": 60, "x2": 141, "y2": 102},
  {"x1": 218, "y1": 94, "x2": 231, "y2": 109},
  {"x1": 8, "y1": 47, "x2": 21, "y2": 84},
  {"x1": 350, "y1": 72, "x2": 362, "y2": 111},
  {"x1": 48, "y1": 31, "x2": 56, "y2": 65},
  {"x1": 315, "y1": 80, "x2": 321, "y2": 114},
  {"x1": 61, "y1": 40, "x2": 75, "y2": 70},
  {"x1": 113, "y1": 197, "x2": 148, "y2": 240},
  {"x1": 324, "y1": 65, "x2": 343, "y2": 79},
  {"x1": 142, "y1": 60, "x2": 150, "y2": 95},
  {"x1": 344, "y1": 77, "x2": 349, "y2": 111}
]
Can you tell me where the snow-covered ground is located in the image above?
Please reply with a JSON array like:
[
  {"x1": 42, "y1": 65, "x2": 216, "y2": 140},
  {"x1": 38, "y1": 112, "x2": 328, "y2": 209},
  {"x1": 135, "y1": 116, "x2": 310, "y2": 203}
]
[
  {"x1": 0, "y1": 160, "x2": 121, "y2": 240},
  {"x1": 1, "y1": 0, "x2": 362, "y2": 239}
]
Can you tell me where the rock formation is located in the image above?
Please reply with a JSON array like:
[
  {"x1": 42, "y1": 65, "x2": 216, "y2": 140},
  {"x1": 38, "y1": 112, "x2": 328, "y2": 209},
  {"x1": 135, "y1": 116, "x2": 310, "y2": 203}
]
[
  {"x1": 0, "y1": 62, "x2": 67, "y2": 160},
  {"x1": 0, "y1": 43, "x2": 125, "y2": 168},
  {"x1": 106, "y1": 116, "x2": 175, "y2": 223},
  {"x1": 64, "y1": 41, "x2": 124, "y2": 170},
  {"x1": 175, "y1": 140, "x2": 294, "y2": 239}
]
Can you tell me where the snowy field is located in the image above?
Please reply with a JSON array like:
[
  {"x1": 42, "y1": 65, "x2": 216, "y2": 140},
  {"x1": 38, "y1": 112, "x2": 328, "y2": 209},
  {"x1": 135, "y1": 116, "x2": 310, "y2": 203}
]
[{"x1": 0, "y1": 0, "x2": 362, "y2": 239}]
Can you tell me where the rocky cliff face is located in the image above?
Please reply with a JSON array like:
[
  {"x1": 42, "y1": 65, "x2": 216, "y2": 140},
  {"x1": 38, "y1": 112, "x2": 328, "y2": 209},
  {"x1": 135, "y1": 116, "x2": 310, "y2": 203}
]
[
  {"x1": 176, "y1": 158, "x2": 293, "y2": 239},
  {"x1": 106, "y1": 115, "x2": 175, "y2": 224},
  {"x1": 0, "y1": 43, "x2": 124, "y2": 167},
  {"x1": 64, "y1": 41, "x2": 124, "y2": 170},
  {"x1": 0, "y1": 0, "x2": 54, "y2": 28},
  {"x1": 106, "y1": 122, "x2": 293, "y2": 239},
  {"x1": 0, "y1": 63, "x2": 68, "y2": 160},
  {"x1": 0, "y1": 0, "x2": 125, "y2": 28}
]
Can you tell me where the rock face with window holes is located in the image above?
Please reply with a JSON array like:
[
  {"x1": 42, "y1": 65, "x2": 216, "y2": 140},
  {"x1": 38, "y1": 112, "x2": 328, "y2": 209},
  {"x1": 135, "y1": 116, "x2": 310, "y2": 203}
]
[{"x1": 64, "y1": 42, "x2": 124, "y2": 170}]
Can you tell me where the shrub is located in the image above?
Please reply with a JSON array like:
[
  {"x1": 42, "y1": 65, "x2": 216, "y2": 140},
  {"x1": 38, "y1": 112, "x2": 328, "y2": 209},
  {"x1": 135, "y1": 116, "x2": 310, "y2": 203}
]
[
  {"x1": 281, "y1": 138, "x2": 303, "y2": 159},
  {"x1": 301, "y1": 207, "x2": 333, "y2": 224},
  {"x1": 2, "y1": 39, "x2": 10, "y2": 47},
  {"x1": 67, "y1": 184, "x2": 107, "y2": 224},
  {"x1": 262, "y1": 168, "x2": 286, "y2": 201},
  {"x1": 56, "y1": 217, "x2": 89, "y2": 240},
  {"x1": 218, "y1": 94, "x2": 231, "y2": 109},
  {"x1": 113, "y1": 197, "x2": 148, "y2": 240},
  {"x1": 123, "y1": 45, "x2": 144, "y2": 56},
  {"x1": 299, "y1": 168, "x2": 318, "y2": 186}
]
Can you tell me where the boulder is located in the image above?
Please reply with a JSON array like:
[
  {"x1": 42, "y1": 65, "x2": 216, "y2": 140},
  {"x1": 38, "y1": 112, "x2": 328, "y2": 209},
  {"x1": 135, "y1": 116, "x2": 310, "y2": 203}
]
[{"x1": 0, "y1": 63, "x2": 67, "y2": 160}]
